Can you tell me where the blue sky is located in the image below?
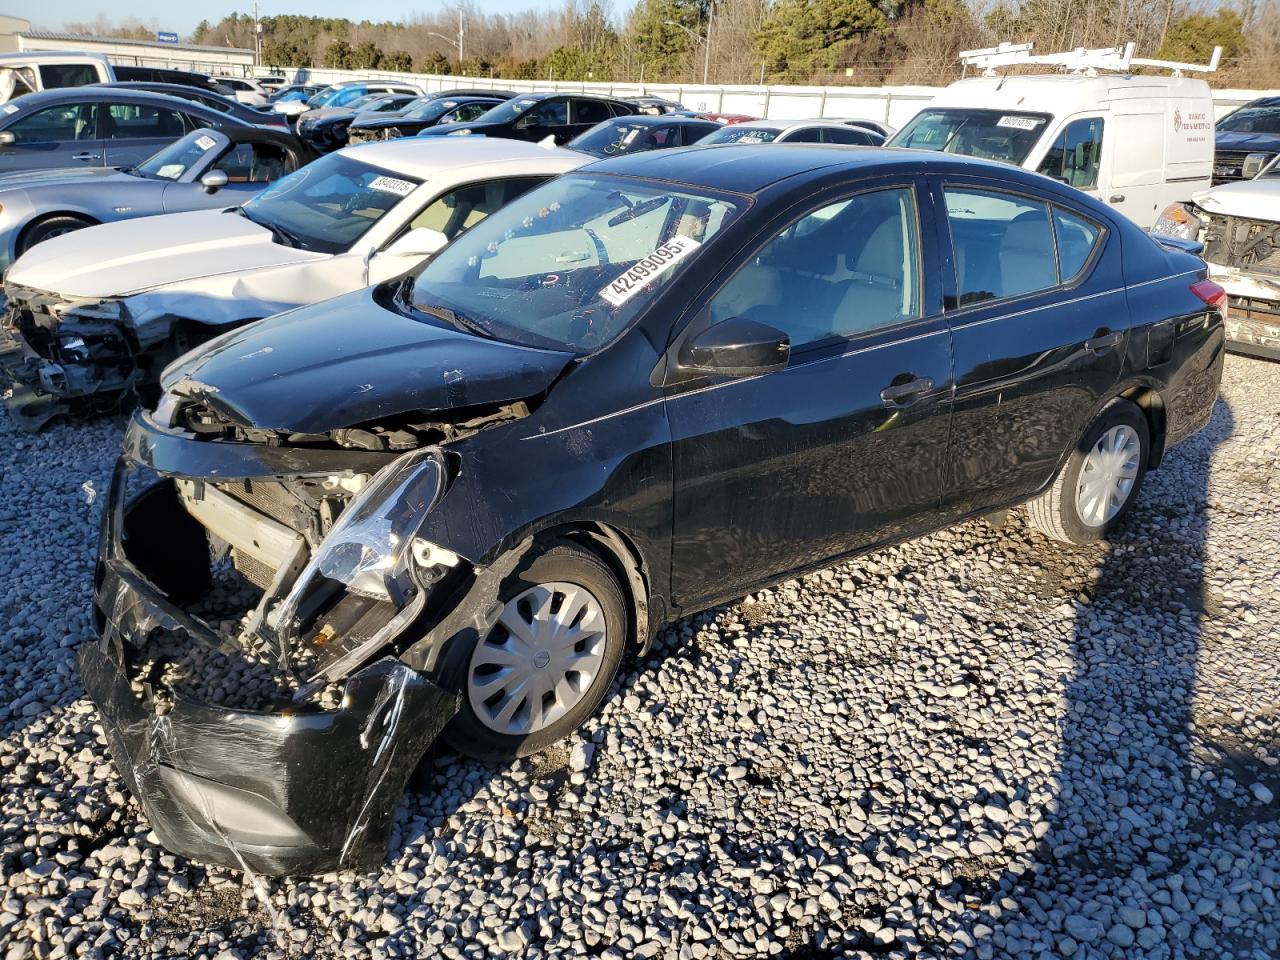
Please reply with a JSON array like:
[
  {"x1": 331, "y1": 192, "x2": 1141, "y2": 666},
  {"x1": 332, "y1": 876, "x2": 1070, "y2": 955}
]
[{"x1": 33, "y1": 1, "x2": 570, "y2": 36}]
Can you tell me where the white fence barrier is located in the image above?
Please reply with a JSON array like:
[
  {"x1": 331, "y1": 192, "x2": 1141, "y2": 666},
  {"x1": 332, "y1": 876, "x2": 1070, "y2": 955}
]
[{"x1": 262, "y1": 66, "x2": 1278, "y2": 123}]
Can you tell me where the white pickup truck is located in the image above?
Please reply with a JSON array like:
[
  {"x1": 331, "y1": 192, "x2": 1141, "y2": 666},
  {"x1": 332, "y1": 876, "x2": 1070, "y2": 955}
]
[{"x1": 0, "y1": 52, "x2": 113, "y2": 103}]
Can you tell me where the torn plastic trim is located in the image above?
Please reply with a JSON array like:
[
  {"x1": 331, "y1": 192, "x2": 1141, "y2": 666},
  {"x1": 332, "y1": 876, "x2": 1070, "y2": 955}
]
[
  {"x1": 79, "y1": 637, "x2": 457, "y2": 876},
  {"x1": 87, "y1": 470, "x2": 461, "y2": 875}
]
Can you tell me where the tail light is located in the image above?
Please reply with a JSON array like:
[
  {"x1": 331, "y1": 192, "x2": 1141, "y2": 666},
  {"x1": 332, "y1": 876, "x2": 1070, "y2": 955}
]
[{"x1": 1190, "y1": 279, "x2": 1228, "y2": 322}]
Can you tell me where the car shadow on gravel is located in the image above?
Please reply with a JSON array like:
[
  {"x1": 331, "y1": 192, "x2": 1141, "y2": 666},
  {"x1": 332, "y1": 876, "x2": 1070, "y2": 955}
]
[{"x1": 967, "y1": 398, "x2": 1280, "y2": 957}]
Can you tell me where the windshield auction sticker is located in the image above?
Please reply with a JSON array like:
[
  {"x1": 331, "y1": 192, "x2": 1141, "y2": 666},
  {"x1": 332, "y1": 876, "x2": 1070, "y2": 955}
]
[
  {"x1": 369, "y1": 175, "x2": 416, "y2": 197},
  {"x1": 195, "y1": 135, "x2": 217, "y2": 150},
  {"x1": 996, "y1": 115, "x2": 1043, "y2": 130},
  {"x1": 599, "y1": 234, "x2": 701, "y2": 307}
]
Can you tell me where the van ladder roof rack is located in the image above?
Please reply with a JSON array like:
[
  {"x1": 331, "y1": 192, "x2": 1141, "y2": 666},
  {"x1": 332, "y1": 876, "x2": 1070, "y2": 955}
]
[{"x1": 958, "y1": 41, "x2": 1221, "y2": 78}]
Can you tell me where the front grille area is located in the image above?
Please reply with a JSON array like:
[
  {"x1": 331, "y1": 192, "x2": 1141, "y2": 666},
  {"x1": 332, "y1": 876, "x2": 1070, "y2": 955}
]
[
  {"x1": 2, "y1": 284, "x2": 64, "y2": 361},
  {"x1": 1213, "y1": 149, "x2": 1275, "y2": 184},
  {"x1": 1201, "y1": 212, "x2": 1280, "y2": 276}
]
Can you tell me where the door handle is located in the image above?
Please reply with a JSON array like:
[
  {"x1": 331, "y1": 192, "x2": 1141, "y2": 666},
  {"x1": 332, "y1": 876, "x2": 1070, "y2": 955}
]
[
  {"x1": 1085, "y1": 331, "x2": 1124, "y2": 355},
  {"x1": 880, "y1": 376, "x2": 934, "y2": 407},
  {"x1": 1108, "y1": 194, "x2": 1125, "y2": 203},
  {"x1": 72, "y1": 152, "x2": 101, "y2": 161}
]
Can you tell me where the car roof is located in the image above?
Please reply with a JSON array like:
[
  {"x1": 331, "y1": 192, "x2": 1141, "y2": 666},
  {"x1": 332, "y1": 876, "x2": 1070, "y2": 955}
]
[
  {"x1": 730, "y1": 118, "x2": 851, "y2": 131},
  {"x1": 198, "y1": 124, "x2": 305, "y2": 149},
  {"x1": 582, "y1": 144, "x2": 1042, "y2": 195},
  {"x1": 344, "y1": 136, "x2": 589, "y2": 179},
  {"x1": 601, "y1": 115, "x2": 712, "y2": 127},
  {"x1": 5, "y1": 86, "x2": 242, "y2": 117}
]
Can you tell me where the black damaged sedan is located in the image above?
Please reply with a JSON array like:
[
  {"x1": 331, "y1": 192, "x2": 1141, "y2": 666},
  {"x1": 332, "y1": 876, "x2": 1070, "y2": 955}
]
[{"x1": 83, "y1": 146, "x2": 1226, "y2": 875}]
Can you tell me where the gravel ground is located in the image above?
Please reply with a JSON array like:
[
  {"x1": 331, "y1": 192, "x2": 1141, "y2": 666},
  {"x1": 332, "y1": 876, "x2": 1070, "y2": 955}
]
[{"x1": 1, "y1": 354, "x2": 1277, "y2": 960}]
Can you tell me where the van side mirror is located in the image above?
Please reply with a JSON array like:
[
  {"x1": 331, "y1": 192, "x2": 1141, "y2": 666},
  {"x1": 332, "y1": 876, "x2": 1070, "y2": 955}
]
[
  {"x1": 680, "y1": 316, "x2": 790, "y2": 378},
  {"x1": 380, "y1": 226, "x2": 449, "y2": 259},
  {"x1": 200, "y1": 169, "x2": 229, "y2": 193},
  {"x1": 0, "y1": 131, "x2": 14, "y2": 146}
]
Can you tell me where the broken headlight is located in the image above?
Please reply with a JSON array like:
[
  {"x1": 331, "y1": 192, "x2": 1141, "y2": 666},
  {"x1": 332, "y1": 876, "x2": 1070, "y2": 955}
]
[
  {"x1": 1152, "y1": 202, "x2": 1203, "y2": 242},
  {"x1": 268, "y1": 448, "x2": 460, "y2": 685},
  {"x1": 59, "y1": 298, "x2": 125, "y2": 324}
]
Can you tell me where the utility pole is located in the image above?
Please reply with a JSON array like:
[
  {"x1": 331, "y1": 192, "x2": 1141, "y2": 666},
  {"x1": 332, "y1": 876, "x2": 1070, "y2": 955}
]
[
  {"x1": 459, "y1": 10, "x2": 465, "y2": 65},
  {"x1": 252, "y1": 0, "x2": 262, "y2": 67},
  {"x1": 703, "y1": 2, "x2": 713, "y2": 85}
]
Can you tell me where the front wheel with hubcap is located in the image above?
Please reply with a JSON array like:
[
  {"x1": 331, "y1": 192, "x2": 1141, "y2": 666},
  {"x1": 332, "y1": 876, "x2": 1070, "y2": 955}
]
[
  {"x1": 438, "y1": 541, "x2": 627, "y2": 760},
  {"x1": 1026, "y1": 400, "x2": 1151, "y2": 545}
]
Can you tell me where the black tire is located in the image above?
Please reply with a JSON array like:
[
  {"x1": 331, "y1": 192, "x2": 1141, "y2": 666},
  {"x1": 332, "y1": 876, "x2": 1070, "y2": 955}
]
[
  {"x1": 436, "y1": 540, "x2": 627, "y2": 760},
  {"x1": 19, "y1": 215, "x2": 94, "y2": 255},
  {"x1": 1026, "y1": 399, "x2": 1150, "y2": 545}
]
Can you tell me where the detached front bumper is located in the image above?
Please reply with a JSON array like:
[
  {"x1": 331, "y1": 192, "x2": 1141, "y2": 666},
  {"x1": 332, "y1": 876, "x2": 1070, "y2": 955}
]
[
  {"x1": 83, "y1": 465, "x2": 460, "y2": 876},
  {"x1": 1208, "y1": 264, "x2": 1280, "y2": 360}
]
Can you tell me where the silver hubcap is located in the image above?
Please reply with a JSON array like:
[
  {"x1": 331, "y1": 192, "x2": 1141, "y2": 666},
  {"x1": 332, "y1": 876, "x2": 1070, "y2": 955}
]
[
  {"x1": 1075, "y1": 424, "x2": 1141, "y2": 527},
  {"x1": 467, "y1": 582, "x2": 607, "y2": 736}
]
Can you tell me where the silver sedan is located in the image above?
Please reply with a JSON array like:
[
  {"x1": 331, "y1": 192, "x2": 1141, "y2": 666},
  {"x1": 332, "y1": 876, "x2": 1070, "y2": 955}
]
[{"x1": 0, "y1": 125, "x2": 314, "y2": 271}]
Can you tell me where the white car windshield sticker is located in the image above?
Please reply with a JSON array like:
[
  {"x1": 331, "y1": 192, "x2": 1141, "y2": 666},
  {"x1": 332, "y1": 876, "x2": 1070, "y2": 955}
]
[
  {"x1": 996, "y1": 116, "x2": 1042, "y2": 130},
  {"x1": 157, "y1": 163, "x2": 185, "y2": 179},
  {"x1": 195, "y1": 135, "x2": 217, "y2": 150},
  {"x1": 369, "y1": 175, "x2": 416, "y2": 196},
  {"x1": 1, "y1": 104, "x2": 17, "y2": 114},
  {"x1": 739, "y1": 135, "x2": 763, "y2": 143},
  {"x1": 599, "y1": 234, "x2": 701, "y2": 307}
]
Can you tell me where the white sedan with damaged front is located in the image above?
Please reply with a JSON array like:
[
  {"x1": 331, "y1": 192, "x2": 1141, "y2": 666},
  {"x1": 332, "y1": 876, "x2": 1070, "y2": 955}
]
[{"x1": 0, "y1": 137, "x2": 588, "y2": 428}]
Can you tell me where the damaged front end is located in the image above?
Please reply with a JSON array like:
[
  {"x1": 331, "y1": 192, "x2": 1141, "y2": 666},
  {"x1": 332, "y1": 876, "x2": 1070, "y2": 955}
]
[
  {"x1": 1194, "y1": 210, "x2": 1280, "y2": 359},
  {"x1": 0, "y1": 284, "x2": 138, "y2": 430},
  {"x1": 83, "y1": 409, "x2": 526, "y2": 875}
]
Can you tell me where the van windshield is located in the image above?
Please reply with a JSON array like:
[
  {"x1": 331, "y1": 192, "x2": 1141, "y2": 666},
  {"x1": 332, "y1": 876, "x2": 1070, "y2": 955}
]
[{"x1": 889, "y1": 109, "x2": 1052, "y2": 165}]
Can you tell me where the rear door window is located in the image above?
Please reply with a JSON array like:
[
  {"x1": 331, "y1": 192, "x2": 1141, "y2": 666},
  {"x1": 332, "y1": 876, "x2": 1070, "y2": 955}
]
[
  {"x1": 38, "y1": 64, "x2": 100, "y2": 89},
  {"x1": 105, "y1": 102, "x2": 187, "y2": 139},
  {"x1": 573, "y1": 99, "x2": 611, "y2": 126},
  {"x1": 1037, "y1": 118, "x2": 1104, "y2": 189},
  {"x1": 822, "y1": 126, "x2": 876, "y2": 145},
  {"x1": 944, "y1": 188, "x2": 1058, "y2": 306},
  {"x1": 1052, "y1": 207, "x2": 1102, "y2": 282}
]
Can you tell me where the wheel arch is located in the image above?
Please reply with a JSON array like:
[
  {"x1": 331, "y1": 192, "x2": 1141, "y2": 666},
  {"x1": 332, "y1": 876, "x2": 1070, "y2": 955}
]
[
  {"x1": 1114, "y1": 382, "x2": 1168, "y2": 469},
  {"x1": 16, "y1": 210, "x2": 101, "y2": 253},
  {"x1": 538, "y1": 521, "x2": 659, "y2": 655}
]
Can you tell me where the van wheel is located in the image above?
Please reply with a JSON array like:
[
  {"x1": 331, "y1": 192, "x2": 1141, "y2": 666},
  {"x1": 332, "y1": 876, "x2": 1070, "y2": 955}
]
[
  {"x1": 19, "y1": 215, "x2": 94, "y2": 255},
  {"x1": 437, "y1": 541, "x2": 626, "y2": 760},
  {"x1": 1026, "y1": 400, "x2": 1150, "y2": 545}
]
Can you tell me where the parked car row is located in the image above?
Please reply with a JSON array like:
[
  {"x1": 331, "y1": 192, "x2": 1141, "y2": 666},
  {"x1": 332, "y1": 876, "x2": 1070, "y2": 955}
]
[{"x1": 0, "y1": 45, "x2": 1233, "y2": 878}]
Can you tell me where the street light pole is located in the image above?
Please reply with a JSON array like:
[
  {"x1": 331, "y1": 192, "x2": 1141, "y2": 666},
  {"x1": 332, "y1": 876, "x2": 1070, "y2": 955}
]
[{"x1": 663, "y1": 15, "x2": 713, "y2": 84}]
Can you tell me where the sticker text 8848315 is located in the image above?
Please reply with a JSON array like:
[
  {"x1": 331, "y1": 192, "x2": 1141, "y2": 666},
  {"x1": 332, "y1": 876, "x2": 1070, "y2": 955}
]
[{"x1": 599, "y1": 234, "x2": 701, "y2": 307}]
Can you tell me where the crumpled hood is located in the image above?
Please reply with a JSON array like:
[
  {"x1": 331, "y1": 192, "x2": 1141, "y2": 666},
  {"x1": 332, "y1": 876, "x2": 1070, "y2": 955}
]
[
  {"x1": 0, "y1": 166, "x2": 135, "y2": 192},
  {"x1": 163, "y1": 285, "x2": 574, "y2": 433},
  {"x1": 1193, "y1": 179, "x2": 1280, "y2": 221},
  {"x1": 1215, "y1": 131, "x2": 1280, "y2": 153},
  {"x1": 5, "y1": 209, "x2": 326, "y2": 300}
]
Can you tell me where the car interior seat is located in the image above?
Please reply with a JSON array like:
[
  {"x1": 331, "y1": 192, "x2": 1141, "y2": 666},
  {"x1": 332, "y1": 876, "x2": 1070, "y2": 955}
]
[{"x1": 998, "y1": 211, "x2": 1058, "y2": 297}]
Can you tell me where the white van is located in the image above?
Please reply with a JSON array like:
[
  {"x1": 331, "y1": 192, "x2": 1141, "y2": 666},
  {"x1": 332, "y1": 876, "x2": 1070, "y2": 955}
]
[
  {"x1": 0, "y1": 52, "x2": 113, "y2": 104},
  {"x1": 888, "y1": 44, "x2": 1220, "y2": 229}
]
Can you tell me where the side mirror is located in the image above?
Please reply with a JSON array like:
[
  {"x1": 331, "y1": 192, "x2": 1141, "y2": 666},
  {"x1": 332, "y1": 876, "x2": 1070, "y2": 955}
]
[
  {"x1": 0, "y1": 131, "x2": 15, "y2": 146},
  {"x1": 380, "y1": 226, "x2": 449, "y2": 259},
  {"x1": 681, "y1": 316, "x2": 790, "y2": 378},
  {"x1": 515, "y1": 113, "x2": 537, "y2": 129},
  {"x1": 200, "y1": 169, "x2": 229, "y2": 193}
]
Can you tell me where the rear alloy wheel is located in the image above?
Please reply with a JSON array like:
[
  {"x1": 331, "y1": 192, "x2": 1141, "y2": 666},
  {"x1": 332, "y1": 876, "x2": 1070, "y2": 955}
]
[
  {"x1": 439, "y1": 541, "x2": 626, "y2": 759},
  {"x1": 1026, "y1": 400, "x2": 1150, "y2": 545},
  {"x1": 19, "y1": 215, "x2": 93, "y2": 255}
]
